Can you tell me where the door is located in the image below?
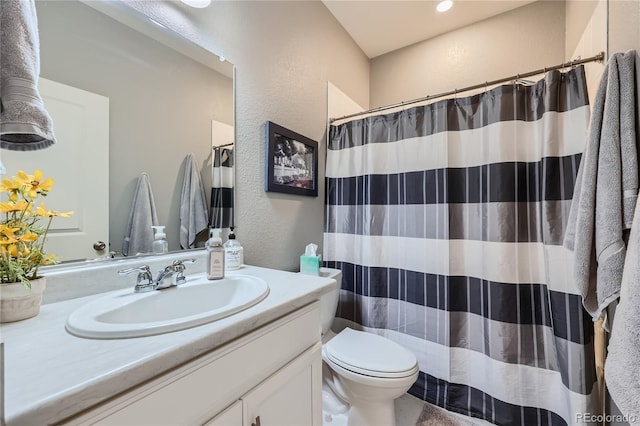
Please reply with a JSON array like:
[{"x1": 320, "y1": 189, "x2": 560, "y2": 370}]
[{"x1": 2, "y1": 78, "x2": 109, "y2": 261}]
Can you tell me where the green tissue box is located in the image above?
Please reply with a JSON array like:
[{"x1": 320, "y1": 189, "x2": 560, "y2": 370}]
[{"x1": 300, "y1": 254, "x2": 321, "y2": 275}]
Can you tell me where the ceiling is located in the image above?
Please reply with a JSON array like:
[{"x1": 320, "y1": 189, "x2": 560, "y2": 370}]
[{"x1": 321, "y1": 0, "x2": 539, "y2": 58}]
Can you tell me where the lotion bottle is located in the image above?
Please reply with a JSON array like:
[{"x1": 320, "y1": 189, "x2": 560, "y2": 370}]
[
  {"x1": 151, "y1": 226, "x2": 168, "y2": 254},
  {"x1": 223, "y1": 227, "x2": 244, "y2": 270},
  {"x1": 206, "y1": 228, "x2": 225, "y2": 280}
]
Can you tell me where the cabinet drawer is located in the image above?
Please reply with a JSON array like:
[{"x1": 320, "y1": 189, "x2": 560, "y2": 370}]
[{"x1": 63, "y1": 302, "x2": 320, "y2": 426}]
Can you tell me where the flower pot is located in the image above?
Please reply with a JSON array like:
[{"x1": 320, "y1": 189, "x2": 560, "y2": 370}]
[{"x1": 0, "y1": 277, "x2": 46, "y2": 323}]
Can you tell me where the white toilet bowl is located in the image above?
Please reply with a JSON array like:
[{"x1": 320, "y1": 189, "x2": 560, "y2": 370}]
[
  {"x1": 308, "y1": 268, "x2": 419, "y2": 426},
  {"x1": 322, "y1": 327, "x2": 419, "y2": 426}
]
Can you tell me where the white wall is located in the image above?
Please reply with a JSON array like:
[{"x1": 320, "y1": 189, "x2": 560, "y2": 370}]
[
  {"x1": 123, "y1": 0, "x2": 370, "y2": 271},
  {"x1": 369, "y1": 1, "x2": 566, "y2": 108}
]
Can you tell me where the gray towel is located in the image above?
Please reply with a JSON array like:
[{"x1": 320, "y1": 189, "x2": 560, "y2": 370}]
[
  {"x1": 123, "y1": 173, "x2": 158, "y2": 256},
  {"x1": 0, "y1": 0, "x2": 56, "y2": 150},
  {"x1": 564, "y1": 50, "x2": 638, "y2": 328},
  {"x1": 605, "y1": 195, "x2": 640, "y2": 418},
  {"x1": 179, "y1": 153, "x2": 208, "y2": 249}
]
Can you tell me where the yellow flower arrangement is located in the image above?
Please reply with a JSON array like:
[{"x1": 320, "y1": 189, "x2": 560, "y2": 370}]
[{"x1": 0, "y1": 170, "x2": 73, "y2": 286}]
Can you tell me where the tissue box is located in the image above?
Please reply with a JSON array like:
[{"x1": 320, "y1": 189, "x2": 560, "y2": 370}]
[{"x1": 300, "y1": 254, "x2": 321, "y2": 275}]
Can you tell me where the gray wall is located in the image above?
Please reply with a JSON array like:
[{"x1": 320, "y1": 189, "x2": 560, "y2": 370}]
[
  {"x1": 36, "y1": 0, "x2": 233, "y2": 254},
  {"x1": 369, "y1": 1, "x2": 566, "y2": 108},
  {"x1": 124, "y1": 0, "x2": 370, "y2": 271}
]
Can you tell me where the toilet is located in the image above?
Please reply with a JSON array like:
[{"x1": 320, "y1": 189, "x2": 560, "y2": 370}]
[{"x1": 314, "y1": 267, "x2": 419, "y2": 426}]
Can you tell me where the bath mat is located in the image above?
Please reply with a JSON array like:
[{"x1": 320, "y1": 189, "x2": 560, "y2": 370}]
[{"x1": 415, "y1": 403, "x2": 478, "y2": 426}]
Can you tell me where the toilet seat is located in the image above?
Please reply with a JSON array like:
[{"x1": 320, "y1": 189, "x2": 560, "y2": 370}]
[{"x1": 324, "y1": 328, "x2": 418, "y2": 378}]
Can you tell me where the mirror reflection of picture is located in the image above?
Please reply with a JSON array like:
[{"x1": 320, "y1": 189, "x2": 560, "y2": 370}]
[{"x1": 265, "y1": 121, "x2": 318, "y2": 197}]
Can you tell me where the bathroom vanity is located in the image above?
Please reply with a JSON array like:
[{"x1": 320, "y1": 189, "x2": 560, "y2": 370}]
[{"x1": 0, "y1": 263, "x2": 335, "y2": 425}]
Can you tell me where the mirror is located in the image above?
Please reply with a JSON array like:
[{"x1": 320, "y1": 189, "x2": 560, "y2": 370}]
[{"x1": 2, "y1": 0, "x2": 234, "y2": 262}]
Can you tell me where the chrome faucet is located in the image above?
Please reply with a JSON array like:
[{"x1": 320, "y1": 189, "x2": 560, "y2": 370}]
[
  {"x1": 154, "y1": 258, "x2": 196, "y2": 289},
  {"x1": 118, "y1": 258, "x2": 196, "y2": 293}
]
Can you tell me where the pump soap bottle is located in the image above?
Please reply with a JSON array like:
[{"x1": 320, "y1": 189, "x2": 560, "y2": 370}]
[
  {"x1": 224, "y1": 227, "x2": 244, "y2": 270},
  {"x1": 151, "y1": 226, "x2": 168, "y2": 254},
  {"x1": 206, "y1": 228, "x2": 225, "y2": 280}
]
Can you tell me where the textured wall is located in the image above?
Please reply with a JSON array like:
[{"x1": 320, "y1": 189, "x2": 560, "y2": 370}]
[
  {"x1": 124, "y1": 0, "x2": 370, "y2": 271},
  {"x1": 369, "y1": 1, "x2": 566, "y2": 108}
]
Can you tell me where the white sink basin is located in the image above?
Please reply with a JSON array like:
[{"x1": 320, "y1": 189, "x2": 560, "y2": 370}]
[{"x1": 66, "y1": 273, "x2": 269, "y2": 339}]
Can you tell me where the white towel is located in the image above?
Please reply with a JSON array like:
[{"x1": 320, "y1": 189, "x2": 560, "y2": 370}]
[
  {"x1": 605, "y1": 194, "x2": 640, "y2": 418},
  {"x1": 179, "y1": 153, "x2": 208, "y2": 249},
  {"x1": 0, "y1": 0, "x2": 56, "y2": 150},
  {"x1": 123, "y1": 173, "x2": 158, "y2": 256},
  {"x1": 564, "y1": 50, "x2": 638, "y2": 329}
]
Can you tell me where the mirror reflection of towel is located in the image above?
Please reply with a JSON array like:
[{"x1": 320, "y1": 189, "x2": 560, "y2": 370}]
[
  {"x1": 0, "y1": 0, "x2": 56, "y2": 150},
  {"x1": 180, "y1": 153, "x2": 208, "y2": 249},
  {"x1": 123, "y1": 173, "x2": 158, "y2": 256}
]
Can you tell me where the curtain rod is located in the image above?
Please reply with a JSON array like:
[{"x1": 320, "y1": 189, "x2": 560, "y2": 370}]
[
  {"x1": 213, "y1": 142, "x2": 234, "y2": 149},
  {"x1": 329, "y1": 51, "x2": 605, "y2": 124}
]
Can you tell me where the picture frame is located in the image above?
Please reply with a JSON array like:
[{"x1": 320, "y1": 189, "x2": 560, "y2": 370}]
[{"x1": 265, "y1": 121, "x2": 318, "y2": 197}]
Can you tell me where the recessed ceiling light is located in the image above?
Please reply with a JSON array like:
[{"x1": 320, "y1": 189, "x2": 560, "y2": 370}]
[
  {"x1": 436, "y1": 0, "x2": 453, "y2": 13},
  {"x1": 181, "y1": 0, "x2": 211, "y2": 8}
]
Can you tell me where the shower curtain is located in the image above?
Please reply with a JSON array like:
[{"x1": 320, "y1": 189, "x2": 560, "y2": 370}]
[
  {"x1": 324, "y1": 66, "x2": 596, "y2": 425},
  {"x1": 210, "y1": 147, "x2": 234, "y2": 228}
]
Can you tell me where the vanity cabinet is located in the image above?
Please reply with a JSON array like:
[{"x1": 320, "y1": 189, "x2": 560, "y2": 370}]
[
  {"x1": 60, "y1": 302, "x2": 322, "y2": 426},
  {"x1": 207, "y1": 344, "x2": 321, "y2": 426}
]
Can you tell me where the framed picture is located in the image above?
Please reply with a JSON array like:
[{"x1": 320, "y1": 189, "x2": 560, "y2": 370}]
[{"x1": 265, "y1": 121, "x2": 318, "y2": 197}]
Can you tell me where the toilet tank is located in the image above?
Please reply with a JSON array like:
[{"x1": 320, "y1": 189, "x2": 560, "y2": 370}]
[{"x1": 319, "y1": 267, "x2": 342, "y2": 335}]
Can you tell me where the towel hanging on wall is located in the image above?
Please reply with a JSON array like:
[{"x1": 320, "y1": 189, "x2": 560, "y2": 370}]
[
  {"x1": 179, "y1": 153, "x2": 209, "y2": 249},
  {"x1": 564, "y1": 50, "x2": 639, "y2": 330},
  {"x1": 605, "y1": 194, "x2": 640, "y2": 418},
  {"x1": 123, "y1": 172, "x2": 158, "y2": 256},
  {"x1": 0, "y1": 0, "x2": 56, "y2": 150}
]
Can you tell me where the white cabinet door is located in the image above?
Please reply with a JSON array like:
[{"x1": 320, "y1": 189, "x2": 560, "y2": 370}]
[
  {"x1": 243, "y1": 343, "x2": 322, "y2": 426},
  {"x1": 2, "y1": 78, "x2": 109, "y2": 261}
]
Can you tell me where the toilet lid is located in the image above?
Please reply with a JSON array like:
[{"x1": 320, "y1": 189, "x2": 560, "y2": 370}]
[{"x1": 324, "y1": 328, "x2": 418, "y2": 378}]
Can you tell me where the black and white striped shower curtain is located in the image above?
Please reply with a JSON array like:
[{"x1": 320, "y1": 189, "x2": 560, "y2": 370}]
[
  {"x1": 324, "y1": 66, "x2": 597, "y2": 425},
  {"x1": 210, "y1": 147, "x2": 234, "y2": 228}
]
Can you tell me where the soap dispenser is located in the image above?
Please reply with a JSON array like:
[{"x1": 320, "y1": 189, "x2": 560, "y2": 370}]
[
  {"x1": 151, "y1": 226, "x2": 168, "y2": 254},
  {"x1": 223, "y1": 227, "x2": 244, "y2": 270},
  {"x1": 206, "y1": 228, "x2": 225, "y2": 280}
]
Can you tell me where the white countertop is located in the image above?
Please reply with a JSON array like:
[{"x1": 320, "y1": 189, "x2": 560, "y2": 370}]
[{"x1": 1, "y1": 265, "x2": 336, "y2": 426}]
